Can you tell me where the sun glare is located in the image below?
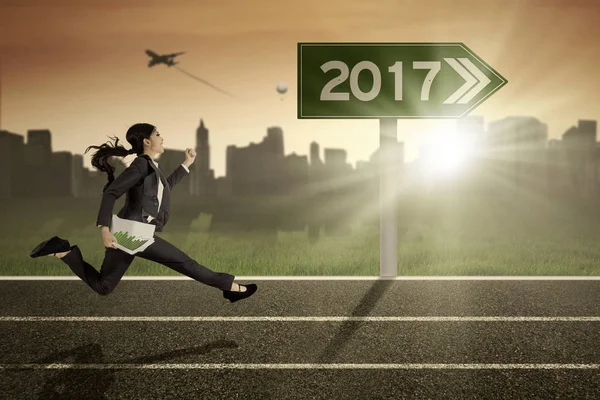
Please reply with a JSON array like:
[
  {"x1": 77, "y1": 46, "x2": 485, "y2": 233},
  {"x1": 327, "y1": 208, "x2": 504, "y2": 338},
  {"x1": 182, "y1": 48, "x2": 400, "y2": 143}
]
[{"x1": 421, "y1": 126, "x2": 473, "y2": 176}]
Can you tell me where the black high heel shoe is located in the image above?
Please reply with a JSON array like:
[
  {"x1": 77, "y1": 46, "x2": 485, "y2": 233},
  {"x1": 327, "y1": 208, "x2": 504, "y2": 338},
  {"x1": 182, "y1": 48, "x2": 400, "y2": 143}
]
[
  {"x1": 223, "y1": 284, "x2": 257, "y2": 303},
  {"x1": 30, "y1": 236, "x2": 71, "y2": 258}
]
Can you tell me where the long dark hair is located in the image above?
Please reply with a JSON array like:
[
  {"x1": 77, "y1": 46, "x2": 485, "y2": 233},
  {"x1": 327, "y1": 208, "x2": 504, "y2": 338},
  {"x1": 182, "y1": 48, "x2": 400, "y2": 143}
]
[{"x1": 84, "y1": 123, "x2": 155, "y2": 192}]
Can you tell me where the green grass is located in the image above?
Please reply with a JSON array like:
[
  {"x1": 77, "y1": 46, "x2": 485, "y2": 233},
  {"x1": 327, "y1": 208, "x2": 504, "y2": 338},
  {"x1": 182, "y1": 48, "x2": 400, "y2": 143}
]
[{"x1": 3, "y1": 190, "x2": 600, "y2": 276}]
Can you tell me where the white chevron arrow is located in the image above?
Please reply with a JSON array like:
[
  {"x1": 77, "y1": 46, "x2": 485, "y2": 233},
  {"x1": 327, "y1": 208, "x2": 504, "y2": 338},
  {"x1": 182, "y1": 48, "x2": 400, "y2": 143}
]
[
  {"x1": 456, "y1": 58, "x2": 492, "y2": 104},
  {"x1": 443, "y1": 57, "x2": 491, "y2": 105},
  {"x1": 443, "y1": 58, "x2": 475, "y2": 104}
]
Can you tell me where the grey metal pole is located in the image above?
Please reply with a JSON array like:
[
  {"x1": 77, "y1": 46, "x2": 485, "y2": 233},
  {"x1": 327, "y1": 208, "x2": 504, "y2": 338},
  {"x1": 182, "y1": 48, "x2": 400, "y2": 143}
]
[{"x1": 379, "y1": 118, "x2": 398, "y2": 276}]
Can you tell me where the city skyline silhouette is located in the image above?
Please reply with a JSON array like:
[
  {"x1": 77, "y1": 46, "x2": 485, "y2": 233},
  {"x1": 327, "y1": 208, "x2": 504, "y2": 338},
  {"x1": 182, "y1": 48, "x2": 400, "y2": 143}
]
[{"x1": 1, "y1": 113, "x2": 598, "y2": 202}]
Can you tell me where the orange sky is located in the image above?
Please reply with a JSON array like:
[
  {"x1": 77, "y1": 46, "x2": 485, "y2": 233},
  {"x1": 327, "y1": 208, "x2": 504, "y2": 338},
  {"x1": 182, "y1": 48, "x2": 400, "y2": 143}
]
[{"x1": 1, "y1": 0, "x2": 599, "y2": 177}]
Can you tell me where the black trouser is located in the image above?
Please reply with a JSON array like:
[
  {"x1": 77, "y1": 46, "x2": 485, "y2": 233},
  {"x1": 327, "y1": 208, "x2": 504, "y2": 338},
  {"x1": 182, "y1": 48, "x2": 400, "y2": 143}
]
[{"x1": 60, "y1": 234, "x2": 236, "y2": 295}]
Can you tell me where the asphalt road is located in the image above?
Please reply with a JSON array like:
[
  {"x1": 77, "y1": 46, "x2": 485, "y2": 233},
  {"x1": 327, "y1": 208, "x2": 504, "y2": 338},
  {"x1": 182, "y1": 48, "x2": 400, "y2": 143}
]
[{"x1": 0, "y1": 279, "x2": 599, "y2": 399}]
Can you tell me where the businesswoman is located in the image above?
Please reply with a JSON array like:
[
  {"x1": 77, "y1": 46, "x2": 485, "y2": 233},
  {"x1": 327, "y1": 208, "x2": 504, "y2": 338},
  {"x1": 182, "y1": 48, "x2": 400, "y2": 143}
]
[{"x1": 30, "y1": 123, "x2": 257, "y2": 303}]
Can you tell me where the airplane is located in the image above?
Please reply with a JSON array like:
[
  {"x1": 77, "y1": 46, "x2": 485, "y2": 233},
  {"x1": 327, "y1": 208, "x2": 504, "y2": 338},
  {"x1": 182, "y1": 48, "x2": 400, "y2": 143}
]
[{"x1": 145, "y1": 50, "x2": 186, "y2": 67}]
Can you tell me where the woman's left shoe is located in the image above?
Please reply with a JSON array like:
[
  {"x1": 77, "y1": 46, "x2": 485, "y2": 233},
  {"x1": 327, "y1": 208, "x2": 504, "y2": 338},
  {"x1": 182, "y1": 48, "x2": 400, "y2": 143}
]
[
  {"x1": 30, "y1": 236, "x2": 71, "y2": 258},
  {"x1": 223, "y1": 284, "x2": 257, "y2": 303}
]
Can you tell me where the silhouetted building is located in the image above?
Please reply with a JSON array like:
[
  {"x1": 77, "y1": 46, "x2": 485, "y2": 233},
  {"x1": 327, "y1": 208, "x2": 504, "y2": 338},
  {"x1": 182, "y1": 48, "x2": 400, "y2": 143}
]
[
  {"x1": 488, "y1": 116, "x2": 547, "y2": 149},
  {"x1": 0, "y1": 130, "x2": 25, "y2": 198},
  {"x1": 310, "y1": 141, "x2": 323, "y2": 167},
  {"x1": 559, "y1": 119, "x2": 598, "y2": 197},
  {"x1": 25, "y1": 129, "x2": 52, "y2": 165},
  {"x1": 51, "y1": 151, "x2": 73, "y2": 196},
  {"x1": 487, "y1": 116, "x2": 548, "y2": 192},
  {"x1": 564, "y1": 120, "x2": 597, "y2": 144},
  {"x1": 215, "y1": 176, "x2": 231, "y2": 197},
  {"x1": 227, "y1": 126, "x2": 288, "y2": 196},
  {"x1": 71, "y1": 154, "x2": 84, "y2": 198},
  {"x1": 265, "y1": 126, "x2": 284, "y2": 157},
  {"x1": 193, "y1": 119, "x2": 215, "y2": 196},
  {"x1": 85, "y1": 169, "x2": 109, "y2": 198},
  {"x1": 324, "y1": 149, "x2": 348, "y2": 170},
  {"x1": 24, "y1": 129, "x2": 54, "y2": 197},
  {"x1": 281, "y1": 152, "x2": 309, "y2": 195},
  {"x1": 307, "y1": 141, "x2": 327, "y2": 196}
]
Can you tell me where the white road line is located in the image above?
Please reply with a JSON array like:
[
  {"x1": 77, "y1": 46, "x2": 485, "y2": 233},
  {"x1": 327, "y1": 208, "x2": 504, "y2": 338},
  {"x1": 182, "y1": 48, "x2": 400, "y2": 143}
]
[
  {"x1": 1, "y1": 316, "x2": 599, "y2": 322},
  {"x1": 1, "y1": 276, "x2": 600, "y2": 280},
  {"x1": 0, "y1": 363, "x2": 598, "y2": 370}
]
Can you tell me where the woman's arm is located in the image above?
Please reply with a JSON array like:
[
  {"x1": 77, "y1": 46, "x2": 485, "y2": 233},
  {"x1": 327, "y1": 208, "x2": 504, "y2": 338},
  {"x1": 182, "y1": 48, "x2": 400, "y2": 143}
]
[
  {"x1": 95, "y1": 159, "x2": 145, "y2": 229},
  {"x1": 166, "y1": 148, "x2": 194, "y2": 190},
  {"x1": 166, "y1": 164, "x2": 190, "y2": 191}
]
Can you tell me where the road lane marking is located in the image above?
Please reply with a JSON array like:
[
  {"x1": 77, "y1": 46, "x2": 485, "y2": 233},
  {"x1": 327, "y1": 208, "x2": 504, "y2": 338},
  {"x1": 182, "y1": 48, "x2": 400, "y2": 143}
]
[
  {"x1": 2, "y1": 276, "x2": 600, "y2": 280},
  {"x1": 1, "y1": 316, "x2": 599, "y2": 322},
  {"x1": 0, "y1": 363, "x2": 598, "y2": 370}
]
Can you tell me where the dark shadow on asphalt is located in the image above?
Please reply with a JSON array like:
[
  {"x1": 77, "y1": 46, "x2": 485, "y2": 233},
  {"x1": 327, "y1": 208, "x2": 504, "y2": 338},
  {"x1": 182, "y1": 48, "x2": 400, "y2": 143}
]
[
  {"x1": 33, "y1": 339, "x2": 239, "y2": 399},
  {"x1": 316, "y1": 279, "x2": 394, "y2": 363}
]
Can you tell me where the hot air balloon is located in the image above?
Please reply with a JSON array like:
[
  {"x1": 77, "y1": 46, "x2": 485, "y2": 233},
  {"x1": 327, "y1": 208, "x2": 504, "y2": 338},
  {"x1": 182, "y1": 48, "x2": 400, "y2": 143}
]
[{"x1": 276, "y1": 82, "x2": 288, "y2": 100}]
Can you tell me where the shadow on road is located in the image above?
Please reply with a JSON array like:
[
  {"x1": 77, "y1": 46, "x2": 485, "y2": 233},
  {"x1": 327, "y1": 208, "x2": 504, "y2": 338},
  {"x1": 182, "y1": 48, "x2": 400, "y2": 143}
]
[
  {"x1": 316, "y1": 279, "x2": 394, "y2": 363},
  {"x1": 34, "y1": 339, "x2": 239, "y2": 399}
]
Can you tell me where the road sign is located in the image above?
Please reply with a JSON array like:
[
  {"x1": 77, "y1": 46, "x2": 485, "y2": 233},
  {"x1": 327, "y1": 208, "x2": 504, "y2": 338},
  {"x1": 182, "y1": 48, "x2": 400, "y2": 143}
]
[
  {"x1": 297, "y1": 42, "x2": 507, "y2": 119},
  {"x1": 297, "y1": 42, "x2": 507, "y2": 277}
]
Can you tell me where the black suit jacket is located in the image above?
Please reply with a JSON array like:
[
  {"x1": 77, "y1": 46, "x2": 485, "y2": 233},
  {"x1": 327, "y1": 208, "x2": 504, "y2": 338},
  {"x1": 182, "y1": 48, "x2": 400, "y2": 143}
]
[{"x1": 96, "y1": 154, "x2": 190, "y2": 232}]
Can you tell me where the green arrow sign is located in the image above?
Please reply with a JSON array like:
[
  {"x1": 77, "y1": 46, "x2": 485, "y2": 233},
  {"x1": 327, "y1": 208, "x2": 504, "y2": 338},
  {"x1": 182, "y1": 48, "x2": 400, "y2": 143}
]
[{"x1": 297, "y1": 42, "x2": 507, "y2": 119}]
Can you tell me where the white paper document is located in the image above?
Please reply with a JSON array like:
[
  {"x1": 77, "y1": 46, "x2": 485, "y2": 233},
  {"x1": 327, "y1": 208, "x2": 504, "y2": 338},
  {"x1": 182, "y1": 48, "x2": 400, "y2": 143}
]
[{"x1": 111, "y1": 215, "x2": 156, "y2": 255}]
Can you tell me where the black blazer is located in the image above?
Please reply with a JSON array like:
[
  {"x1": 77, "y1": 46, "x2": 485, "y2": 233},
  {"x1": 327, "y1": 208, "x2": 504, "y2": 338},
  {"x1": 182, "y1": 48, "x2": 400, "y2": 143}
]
[{"x1": 96, "y1": 154, "x2": 190, "y2": 232}]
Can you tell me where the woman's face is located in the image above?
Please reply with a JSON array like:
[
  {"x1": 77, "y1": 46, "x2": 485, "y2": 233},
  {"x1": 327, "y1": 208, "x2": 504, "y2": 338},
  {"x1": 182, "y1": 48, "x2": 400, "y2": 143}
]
[{"x1": 145, "y1": 128, "x2": 164, "y2": 153}]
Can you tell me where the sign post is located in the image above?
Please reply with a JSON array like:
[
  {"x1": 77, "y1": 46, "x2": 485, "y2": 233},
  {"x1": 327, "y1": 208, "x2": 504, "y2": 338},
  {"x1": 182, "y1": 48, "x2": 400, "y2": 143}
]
[
  {"x1": 379, "y1": 117, "x2": 398, "y2": 276},
  {"x1": 298, "y1": 42, "x2": 507, "y2": 276}
]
